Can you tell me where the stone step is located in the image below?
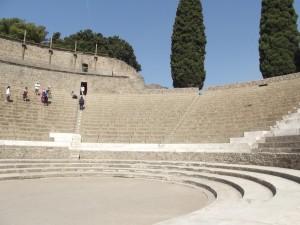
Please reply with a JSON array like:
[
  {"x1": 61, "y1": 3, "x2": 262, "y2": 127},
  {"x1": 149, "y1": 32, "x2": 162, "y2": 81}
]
[
  {"x1": 0, "y1": 159, "x2": 297, "y2": 186},
  {"x1": 0, "y1": 170, "x2": 241, "y2": 201},
  {"x1": 258, "y1": 141, "x2": 300, "y2": 148},
  {"x1": 254, "y1": 147, "x2": 300, "y2": 153},
  {"x1": 0, "y1": 165, "x2": 262, "y2": 198},
  {"x1": 264, "y1": 135, "x2": 300, "y2": 143},
  {"x1": 273, "y1": 122, "x2": 300, "y2": 130},
  {"x1": 8, "y1": 165, "x2": 253, "y2": 199},
  {"x1": 271, "y1": 128, "x2": 300, "y2": 136},
  {"x1": 283, "y1": 112, "x2": 300, "y2": 120},
  {"x1": 277, "y1": 117, "x2": 300, "y2": 125},
  {"x1": 1, "y1": 160, "x2": 299, "y2": 204},
  {"x1": 12, "y1": 164, "x2": 276, "y2": 200},
  {"x1": 0, "y1": 159, "x2": 298, "y2": 175}
]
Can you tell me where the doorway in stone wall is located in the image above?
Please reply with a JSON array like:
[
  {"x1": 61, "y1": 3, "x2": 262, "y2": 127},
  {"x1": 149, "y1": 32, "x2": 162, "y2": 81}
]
[{"x1": 80, "y1": 82, "x2": 87, "y2": 95}]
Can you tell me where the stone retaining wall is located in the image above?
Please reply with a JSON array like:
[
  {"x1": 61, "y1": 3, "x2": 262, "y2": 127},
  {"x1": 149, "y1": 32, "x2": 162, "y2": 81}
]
[
  {"x1": 0, "y1": 147, "x2": 298, "y2": 169},
  {"x1": 0, "y1": 147, "x2": 71, "y2": 159},
  {"x1": 0, "y1": 37, "x2": 141, "y2": 79},
  {"x1": 0, "y1": 60, "x2": 143, "y2": 94},
  {"x1": 78, "y1": 151, "x2": 300, "y2": 169}
]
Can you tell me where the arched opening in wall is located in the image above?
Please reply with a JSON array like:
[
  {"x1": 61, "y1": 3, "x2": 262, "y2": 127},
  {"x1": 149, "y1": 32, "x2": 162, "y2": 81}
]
[
  {"x1": 82, "y1": 63, "x2": 88, "y2": 72},
  {"x1": 80, "y1": 82, "x2": 88, "y2": 95}
]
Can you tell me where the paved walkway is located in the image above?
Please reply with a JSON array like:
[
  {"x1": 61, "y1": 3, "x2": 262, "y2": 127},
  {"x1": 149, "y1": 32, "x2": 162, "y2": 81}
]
[{"x1": 0, "y1": 177, "x2": 210, "y2": 225}]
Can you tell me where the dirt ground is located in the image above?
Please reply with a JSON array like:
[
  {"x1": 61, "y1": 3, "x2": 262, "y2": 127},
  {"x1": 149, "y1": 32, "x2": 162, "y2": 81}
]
[{"x1": 0, "y1": 177, "x2": 211, "y2": 225}]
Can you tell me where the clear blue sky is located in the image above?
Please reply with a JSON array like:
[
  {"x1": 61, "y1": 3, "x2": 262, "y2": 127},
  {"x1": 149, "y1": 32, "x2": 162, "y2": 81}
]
[{"x1": 1, "y1": 0, "x2": 300, "y2": 88}]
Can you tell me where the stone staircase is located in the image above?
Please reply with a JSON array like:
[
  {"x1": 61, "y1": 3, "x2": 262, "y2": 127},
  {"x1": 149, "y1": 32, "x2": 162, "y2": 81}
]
[
  {"x1": 0, "y1": 159, "x2": 298, "y2": 225},
  {"x1": 270, "y1": 107, "x2": 300, "y2": 136},
  {"x1": 254, "y1": 135, "x2": 300, "y2": 153},
  {"x1": 231, "y1": 103, "x2": 300, "y2": 153},
  {"x1": 75, "y1": 108, "x2": 82, "y2": 134}
]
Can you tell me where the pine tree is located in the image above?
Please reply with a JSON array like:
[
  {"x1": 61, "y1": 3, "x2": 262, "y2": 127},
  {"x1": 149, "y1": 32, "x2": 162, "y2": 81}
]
[
  {"x1": 171, "y1": 0, "x2": 206, "y2": 88},
  {"x1": 259, "y1": 0, "x2": 299, "y2": 78}
]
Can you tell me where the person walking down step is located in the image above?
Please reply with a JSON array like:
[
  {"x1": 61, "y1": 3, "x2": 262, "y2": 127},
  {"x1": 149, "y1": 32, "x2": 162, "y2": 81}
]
[
  {"x1": 23, "y1": 87, "x2": 29, "y2": 101},
  {"x1": 5, "y1": 86, "x2": 11, "y2": 102},
  {"x1": 41, "y1": 89, "x2": 48, "y2": 106},
  {"x1": 47, "y1": 86, "x2": 52, "y2": 100},
  {"x1": 34, "y1": 81, "x2": 40, "y2": 95},
  {"x1": 80, "y1": 85, "x2": 85, "y2": 96},
  {"x1": 79, "y1": 95, "x2": 85, "y2": 110}
]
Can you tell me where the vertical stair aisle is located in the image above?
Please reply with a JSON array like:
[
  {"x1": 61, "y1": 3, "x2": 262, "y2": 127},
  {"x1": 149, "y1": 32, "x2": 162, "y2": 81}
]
[{"x1": 70, "y1": 103, "x2": 83, "y2": 159}]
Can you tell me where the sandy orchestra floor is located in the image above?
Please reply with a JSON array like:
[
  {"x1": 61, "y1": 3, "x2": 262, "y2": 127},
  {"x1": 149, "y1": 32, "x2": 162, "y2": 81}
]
[{"x1": 0, "y1": 177, "x2": 211, "y2": 225}]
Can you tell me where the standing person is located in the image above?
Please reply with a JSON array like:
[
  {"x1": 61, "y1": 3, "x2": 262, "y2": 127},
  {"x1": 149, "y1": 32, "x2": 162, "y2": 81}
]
[
  {"x1": 79, "y1": 95, "x2": 85, "y2": 110},
  {"x1": 47, "y1": 86, "x2": 52, "y2": 99},
  {"x1": 41, "y1": 89, "x2": 48, "y2": 105},
  {"x1": 5, "y1": 86, "x2": 10, "y2": 102},
  {"x1": 44, "y1": 90, "x2": 48, "y2": 105},
  {"x1": 80, "y1": 85, "x2": 85, "y2": 95},
  {"x1": 34, "y1": 81, "x2": 40, "y2": 95},
  {"x1": 23, "y1": 87, "x2": 28, "y2": 101}
]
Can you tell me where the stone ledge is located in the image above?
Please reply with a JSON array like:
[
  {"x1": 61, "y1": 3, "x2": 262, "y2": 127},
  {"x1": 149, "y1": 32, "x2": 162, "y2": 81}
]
[
  {"x1": 0, "y1": 138, "x2": 250, "y2": 153},
  {"x1": 74, "y1": 143, "x2": 250, "y2": 153}
]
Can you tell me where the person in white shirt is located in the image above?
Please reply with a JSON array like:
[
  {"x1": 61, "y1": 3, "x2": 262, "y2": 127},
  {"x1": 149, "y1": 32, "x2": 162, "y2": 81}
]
[
  {"x1": 80, "y1": 86, "x2": 85, "y2": 95},
  {"x1": 6, "y1": 86, "x2": 10, "y2": 102},
  {"x1": 34, "y1": 82, "x2": 40, "y2": 95}
]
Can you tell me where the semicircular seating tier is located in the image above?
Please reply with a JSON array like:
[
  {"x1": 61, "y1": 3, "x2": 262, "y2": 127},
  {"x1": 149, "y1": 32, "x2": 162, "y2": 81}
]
[{"x1": 0, "y1": 158, "x2": 299, "y2": 225}]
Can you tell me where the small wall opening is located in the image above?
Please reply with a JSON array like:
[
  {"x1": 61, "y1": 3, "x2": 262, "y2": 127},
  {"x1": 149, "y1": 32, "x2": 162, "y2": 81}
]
[{"x1": 82, "y1": 63, "x2": 88, "y2": 72}]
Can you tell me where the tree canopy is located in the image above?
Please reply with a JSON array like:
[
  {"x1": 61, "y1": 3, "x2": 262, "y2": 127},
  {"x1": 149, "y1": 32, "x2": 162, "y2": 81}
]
[
  {"x1": 0, "y1": 18, "x2": 141, "y2": 71},
  {"x1": 171, "y1": 0, "x2": 206, "y2": 89},
  {"x1": 53, "y1": 29, "x2": 141, "y2": 71},
  {"x1": 0, "y1": 18, "x2": 47, "y2": 43},
  {"x1": 259, "y1": 0, "x2": 299, "y2": 78}
]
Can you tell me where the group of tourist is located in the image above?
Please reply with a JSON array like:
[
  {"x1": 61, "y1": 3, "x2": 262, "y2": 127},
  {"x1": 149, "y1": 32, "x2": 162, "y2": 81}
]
[
  {"x1": 34, "y1": 81, "x2": 52, "y2": 105},
  {"x1": 5, "y1": 82, "x2": 52, "y2": 105},
  {"x1": 5, "y1": 83, "x2": 86, "y2": 110}
]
